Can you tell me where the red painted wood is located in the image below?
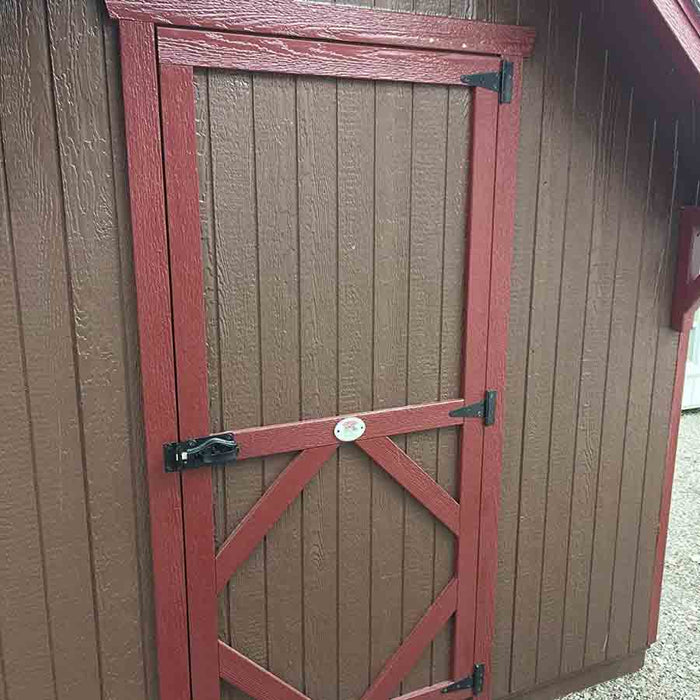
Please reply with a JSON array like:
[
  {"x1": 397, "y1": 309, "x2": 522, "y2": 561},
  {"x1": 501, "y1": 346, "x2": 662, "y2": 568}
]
[
  {"x1": 671, "y1": 208, "x2": 700, "y2": 331},
  {"x1": 648, "y1": 209, "x2": 700, "y2": 643},
  {"x1": 222, "y1": 399, "x2": 465, "y2": 461},
  {"x1": 361, "y1": 578, "x2": 459, "y2": 700},
  {"x1": 358, "y1": 437, "x2": 460, "y2": 536},
  {"x1": 106, "y1": 0, "x2": 536, "y2": 57},
  {"x1": 473, "y1": 58, "x2": 523, "y2": 700},
  {"x1": 158, "y1": 28, "x2": 500, "y2": 86},
  {"x1": 649, "y1": 0, "x2": 700, "y2": 77},
  {"x1": 215, "y1": 444, "x2": 339, "y2": 592},
  {"x1": 218, "y1": 641, "x2": 311, "y2": 700},
  {"x1": 160, "y1": 63, "x2": 219, "y2": 700},
  {"x1": 678, "y1": 0, "x2": 700, "y2": 37},
  {"x1": 117, "y1": 20, "x2": 190, "y2": 700},
  {"x1": 391, "y1": 682, "x2": 471, "y2": 700},
  {"x1": 452, "y1": 87, "x2": 500, "y2": 680},
  {"x1": 648, "y1": 326, "x2": 690, "y2": 644}
]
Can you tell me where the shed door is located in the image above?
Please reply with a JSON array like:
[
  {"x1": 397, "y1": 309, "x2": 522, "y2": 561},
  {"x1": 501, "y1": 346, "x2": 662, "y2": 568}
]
[{"x1": 158, "y1": 28, "x2": 501, "y2": 700}]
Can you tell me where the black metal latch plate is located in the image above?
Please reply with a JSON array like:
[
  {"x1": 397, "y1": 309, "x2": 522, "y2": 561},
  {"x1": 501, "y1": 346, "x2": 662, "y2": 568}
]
[
  {"x1": 449, "y1": 390, "x2": 497, "y2": 426},
  {"x1": 442, "y1": 663, "x2": 485, "y2": 695},
  {"x1": 460, "y1": 60, "x2": 514, "y2": 103},
  {"x1": 164, "y1": 433, "x2": 239, "y2": 472}
]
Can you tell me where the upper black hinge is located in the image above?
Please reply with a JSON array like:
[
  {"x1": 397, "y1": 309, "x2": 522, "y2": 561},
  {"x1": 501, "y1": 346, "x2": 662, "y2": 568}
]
[
  {"x1": 164, "y1": 433, "x2": 239, "y2": 472},
  {"x1": 449, "y1": 390, "x2": 497, "y2": 426},
  {"x1": 442, "y1": 663, "x2": 486, "y2": 695},
  {"x1": 460, "y1": 60, "x2": 514, "y2": 103}
]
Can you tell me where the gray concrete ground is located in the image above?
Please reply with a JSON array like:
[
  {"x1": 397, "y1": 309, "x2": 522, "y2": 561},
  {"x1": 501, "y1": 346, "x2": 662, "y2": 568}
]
[{"x1": 565, "y1": 411, "x2": 700, "y2": 699}]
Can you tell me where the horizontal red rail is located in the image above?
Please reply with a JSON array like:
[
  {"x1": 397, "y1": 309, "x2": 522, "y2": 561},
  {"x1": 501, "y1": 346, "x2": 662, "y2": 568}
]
[
  {"x1": 157, "y1": 29, "x2": 501, "y2": 86},
  {"x1": 106, "y1": 0, "x2": 536, "y2": 57},
  {"x1": 219, "y1": 399, "x2": 465, "y2": 461}
]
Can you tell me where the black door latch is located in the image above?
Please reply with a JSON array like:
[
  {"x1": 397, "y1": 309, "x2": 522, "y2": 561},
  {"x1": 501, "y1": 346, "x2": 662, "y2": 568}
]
[{"x1": 164, "y1": 433, "x2": 239, "y2": 472}]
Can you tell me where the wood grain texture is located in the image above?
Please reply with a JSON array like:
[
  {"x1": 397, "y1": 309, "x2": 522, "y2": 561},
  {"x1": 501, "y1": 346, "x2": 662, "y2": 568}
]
[
  {"x1": 362, "y1": 579, "x2": 458, "y2": 700},
  {"x1": 453, "y1": 86, "x2": 499, "y2": 681},
  {"x1": 358, "y1": 438, "x2": 460, "y2": 535},
  {"x1": 252, "y1": 71, "x2": 305, "y2": 693},
  {"x1": 44, "y1": 2, "x2": 149, "y2": 697},
  {"x1": 118, "y1": 20, "x2": 190, "y2": 700},
  {"x1": 0, "y1": 2, "x2": 101, "y2": 698},
  {"x1": 538, "y1": 7, "x2": 606, "y2": 682},
  {"x1": 223, "y1": 400, "x2": 464, "y2": 460},
  {"x1": 401, "y1": 57, "x2": 449, "y2": 691},
  {"x1": 0, "y1": 73, "x2": 56, "y2": 700},
  {"x1": 474, "y1": 56, "x2": 524, "y2": 700},
  {"x1": 490, "y1": 4, "x2": 547, "y2": 695},
  {"x1": 509, "y1": 2, "x2": 579, "y2": 689},
  {"x1": 296, "y1": 74, "x2": 341, "y2": 698},
  {"x1": 160, "y1": 63, "x2": 219, "y2": 700},
  {"x1": 158, "y1": 28, "x2": 501, "y2": 86},
  {"x1": 606, "y1": 109, "x2": 662, "y2": 661},
  {"x1": 336, "y1": 26, "x2": 375, "y2": 694},
  {"x1": 630, "y1": 126, "x2": 679, "y2": 651},
  {"x1": 198, "y1": 68, "x2": 266, "y2": 700},
  {"x1": 106, "y1": 0, "x2": 536, "y2": 56},
  {"x1": 219, "y1": 642, "x2": 311, "y2": 700},
  {"x1": 216, "y1": 445, "x2": 339, "y2": 592}
]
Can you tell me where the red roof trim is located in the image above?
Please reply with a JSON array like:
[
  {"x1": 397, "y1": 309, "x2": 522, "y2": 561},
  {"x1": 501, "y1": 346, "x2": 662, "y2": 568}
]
[{"x1": 650, "y1": 0, "x2": 700, "y2": 75}]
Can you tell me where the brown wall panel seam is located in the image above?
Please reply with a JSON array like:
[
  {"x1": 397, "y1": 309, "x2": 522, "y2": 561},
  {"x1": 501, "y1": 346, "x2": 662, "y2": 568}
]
[
  {"x1": 509, "y1": 0, "x2": 553, "y2": 691},
  {"x1": 44, "y1": 2, "x2": 107, "y2": 694},
  {"x1": 627, "y1": 120, "x2": 678, "y2": 651}
]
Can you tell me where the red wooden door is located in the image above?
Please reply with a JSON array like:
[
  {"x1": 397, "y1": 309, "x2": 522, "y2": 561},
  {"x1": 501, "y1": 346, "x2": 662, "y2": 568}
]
[{"x1": 152, "y1": 22, "x2": 514, "y2": 700}]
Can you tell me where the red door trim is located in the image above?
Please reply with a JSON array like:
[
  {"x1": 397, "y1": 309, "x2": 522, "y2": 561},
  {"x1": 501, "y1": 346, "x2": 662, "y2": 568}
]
[
  {"x1": 453, "y1": 86, "x2": 500, "y2": 679},
  {"x1": 160, "y1": 62, "x2": 220, "y2": 699},
  {"x1": 473, "y1": 56, "x2": 524, "y2": 699},
  {"x1": 649, "y1": 206, "x2": 700, "y2": 643},
  {"x1": 118, "y1": 5, "x2": 528, "y2": 697},
  {"x1": 106, "y1": 0, "x2": 535, "y2": 57},
  {"x1": 117, "y1": 20, "x2": 191, "y2": 700},
  {"x1": 157, "y1": 28, "x2": 501, "y2": 85}
]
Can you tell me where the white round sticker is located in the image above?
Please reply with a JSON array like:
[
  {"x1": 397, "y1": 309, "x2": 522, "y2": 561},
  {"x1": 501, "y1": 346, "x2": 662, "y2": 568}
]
[{"x1": 334, "y1": 416, "x2": 366, "y2": 443}]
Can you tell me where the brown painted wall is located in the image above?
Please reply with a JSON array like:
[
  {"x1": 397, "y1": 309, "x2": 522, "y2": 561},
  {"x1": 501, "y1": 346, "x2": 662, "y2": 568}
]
[{"x1": 0, "y1": 1, "x2": 697, "y2": 700}]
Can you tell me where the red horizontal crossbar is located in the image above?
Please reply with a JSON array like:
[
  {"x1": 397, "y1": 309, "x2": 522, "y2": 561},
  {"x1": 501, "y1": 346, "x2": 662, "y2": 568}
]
[
  {"x1": 392, "y1": 682, "x2": 472, "y2": 700},
  {"x1": 359, "y1": 437, "x2": 460, "y2": 535},
  {"x1": 224, "y1": 399, "x2": 465, "y2": 460},
  {"x1": 158, "y1": 28, "x2": 500, "y2": 86}
]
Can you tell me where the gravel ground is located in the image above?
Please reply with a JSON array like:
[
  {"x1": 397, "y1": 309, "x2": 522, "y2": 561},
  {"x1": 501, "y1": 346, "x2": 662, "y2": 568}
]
[{"x1": 564, "y1": 411, "x2": 700, "y2": 700}]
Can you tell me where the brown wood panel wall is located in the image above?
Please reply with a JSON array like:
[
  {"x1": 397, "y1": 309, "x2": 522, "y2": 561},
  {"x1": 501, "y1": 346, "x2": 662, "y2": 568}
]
[{"x1": 0, "y1": 1, "x2": 697, "y2": 700}]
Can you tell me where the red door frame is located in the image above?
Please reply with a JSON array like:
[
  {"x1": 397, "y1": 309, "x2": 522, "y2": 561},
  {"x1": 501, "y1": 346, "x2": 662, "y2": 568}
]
[{"x1": 109, "y1": 3, "x2": 533, "y2": 699}]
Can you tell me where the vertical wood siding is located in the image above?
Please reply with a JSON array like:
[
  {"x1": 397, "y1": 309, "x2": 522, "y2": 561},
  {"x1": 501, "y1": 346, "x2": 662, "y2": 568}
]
[
  {"x1": 0, "y1": 1, "x2": 697, "y2": 700},
  {"x1": 194, "y1": 66, "x2": 468, "y2": 699}
]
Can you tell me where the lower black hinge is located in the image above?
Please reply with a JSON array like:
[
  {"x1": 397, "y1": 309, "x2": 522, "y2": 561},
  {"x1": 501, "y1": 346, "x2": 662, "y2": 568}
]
[
  {"x1": 449, "y1": 390, "x2": 497, "y2": 426},
  {"x1": 460, "y1": 60, "x2": 514, "y2": 103},
  {"x1": 164, "y1": 433, "x2": 239, "y2": 472},
  {"x1": 442, "y1": 663, "x2": 486, "y2": 695}
]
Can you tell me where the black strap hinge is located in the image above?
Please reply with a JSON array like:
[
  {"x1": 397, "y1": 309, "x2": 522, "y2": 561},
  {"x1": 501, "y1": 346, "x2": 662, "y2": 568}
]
[
  {"x1": 442, "y1": 664, "x2": 485, "y2": 695},
  {"x1": 449, "y1": 390, "x2": 497, "y2": 426},
  {"x1": 164, "y1": 433, "x2": 239, "y2": 472},
  {"x1": 460, "y1": 60, "x2": 514, "y2": 103}
]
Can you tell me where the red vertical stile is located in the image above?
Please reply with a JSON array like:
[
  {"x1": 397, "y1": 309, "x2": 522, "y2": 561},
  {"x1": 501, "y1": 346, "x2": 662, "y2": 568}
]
[
  {"x1": 160, "y1": 64, "x2": 220, "y2": 699},
  {"x1": 118, "y1": 20, "x2": 191, "y2": 700},
  {"x1": 474, "y1": 58, "x2": 524, "y2": 700},
  {"x1": 453, "y1": 86, "x2": 500, "y2": 679}
]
